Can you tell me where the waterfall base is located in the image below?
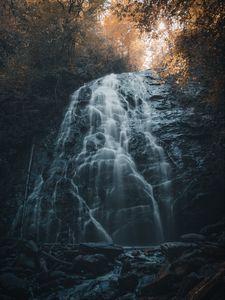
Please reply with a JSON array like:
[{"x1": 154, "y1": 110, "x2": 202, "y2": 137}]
[{"x1": 13, "y1": 72, "x2": 173, "y2": 245}]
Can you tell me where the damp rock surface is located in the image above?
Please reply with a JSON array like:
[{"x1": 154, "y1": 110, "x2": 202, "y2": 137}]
[
  {"x1": 0, "y1": 220, "x2": 224, "y2": 300},
  {"x1": 12, "y1": 70, "x2": 224, "y2": 245}
]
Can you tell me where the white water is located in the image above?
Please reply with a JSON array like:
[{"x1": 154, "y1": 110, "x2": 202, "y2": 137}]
[{"x1": 13, "y1": 72, "x2": 173, "y2": 245}]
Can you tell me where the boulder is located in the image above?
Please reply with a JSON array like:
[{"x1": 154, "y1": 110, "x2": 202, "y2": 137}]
[
  {"x1": 138, "y1": 271, "x2": 175, "y2": 296},
  {"x1": 160, "y1": 242, "x2": 197, "y2": 260},
  {"x1": 200, "y1": 220, "x2": 225, "y2": 236},
  {"x1": 0, "y1": 273, "x2": 29, "y2": 299},
  {"x1": 72, "y1": 254, "x2": 110, "y2": 275},
  {"x1": 118, "y1": 273, "x2": 138, "y2": 293},
  {"x1": 77, "y1": 86, "x2": 92, "y2": 104},
  {"x1": 79, "y1": 243, "x2": 123, "y2": 259},
  {"x1": 180, "y1": 233, "x2": 206, "y2": 242},
  {"x1": 118, "y1": 293, "x2": 137, "y2": 300}
]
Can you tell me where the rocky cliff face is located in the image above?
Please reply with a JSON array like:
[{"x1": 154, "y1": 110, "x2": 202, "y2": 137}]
[
  {"x1": 145, "y1": 73, "x2": 224, "y2": 236},
  {"x1": 11, "y1": 70, "x2": 224, "y2": 243}
]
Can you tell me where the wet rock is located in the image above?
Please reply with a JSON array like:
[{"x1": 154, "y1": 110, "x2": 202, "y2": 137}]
[
  {"x1": 62, "y1": 275, "x2": 81, "y2": 288},
  {"x1": 0, "y1": 273, "x2": 29, "y2": 299},
  {"x1": 121, "y1": 259, "x2": 132, "y2": 274},
  {"x1": 72, "y1": 254, "x2": 110, "y2": 275},
  {"x1": 39, "y1": 257, "x2": 48, "y2": 272},
  {"x1": 160, "y1": 242, "x2": 197, "y2": 260},
  {"x1": 77, "y1": 86, "x2": 92, "y2": 104},
  {"x1": 118, "y1": 273, "x2": 138, "y2": 293},
  {"x1": 180, "y1": 233, "x2": 206, "y2": 242},
  {"x1": 128, "y1": 132, "x2": 149, "y2": 163},
  {"x1": 86, "y1": 139, "x2": 97, "y2": 152},
  {"x1": 79, "y1": 243, "x2": 123, "y2": 259},
  {"x1": 176, "y1": 272, "x2": 201, "y2": 299},
  {"x1": 118, "y1": 293, "x2": 137, "y2": 300},
  {"x1": 74, "y1": 277, "x2": 119, "y2": 300},
  {"x1": 24, "y1": 239, "x2": 39, "y2": 254},
  {"x1": 170, "y1": 255, "x2": 206, "y2": 276},
  {"x1": 137, "y1": 274, "x2": 156, "y2": 293},
  {"x1": 16, "y1": 240, "x2": 40, "y2": 270},
  {"x1": 200, "y1": 219, "x2": 225, "y2": 236},
  {"x1": 187, "y1": 265, "x2": 225, "y2": 300},
  {"x1": 1, "y1": 239, "x2": 225, "y2": 300},
  {"x1": 150, "y1": 95, "x2": 165, "y2": 100},
  {"x1": 49, "y1": 270, "x2": 67, "y2": 279},
  {"x1": 201, "y1": 243, "x2": 225, "y2": 258},
  {"x1": 17, "y1": 253, "x2": 36, "y2": 270},
  {"x1": 138, "y1": 270, "x2": 175, "y2": 296}
]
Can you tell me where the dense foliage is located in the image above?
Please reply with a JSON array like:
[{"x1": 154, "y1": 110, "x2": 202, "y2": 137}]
[
  {"x1": 0, "y1": 0, "x2": 137, "y2": 233},
  {"x1": 113, "y1": 0, "x2": 225, "y2": 103}
]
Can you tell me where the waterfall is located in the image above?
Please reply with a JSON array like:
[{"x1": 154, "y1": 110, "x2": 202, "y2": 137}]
[{"x1": 13, "y1": 72, "x2": 173, "y2": 245}]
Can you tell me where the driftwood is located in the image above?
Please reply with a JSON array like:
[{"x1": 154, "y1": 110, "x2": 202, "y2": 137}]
[
  {"x1": 20, "y1": 143, "x2": 35, "y2": 238},
  {"x1": 42, "y1": 250, "x2": 72, "y2": 267},
  {"x1": 24, "y1": 143, "x2": 35, "y2": 202},
  {"x1": 188, "y1": 263, "x2": 225, "y2": 300}
]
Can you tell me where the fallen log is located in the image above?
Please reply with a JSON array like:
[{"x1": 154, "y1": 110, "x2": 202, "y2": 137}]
[
  {"x1": 42, "y1": 250, "x2": 72, "y2": 267},
  {"x1": 187, "y1": 263, "x2": 225, "y2": 300}
]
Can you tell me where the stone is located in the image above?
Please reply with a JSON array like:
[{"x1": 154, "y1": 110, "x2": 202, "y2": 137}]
[
  {"x1": 180, "y1": 233, "x2": 206, "y2": 242},
  {"x1": 76, "y1": 278, "x2": 119, "y2": 300},
  {"x1": 150, "y1": 95, "x2": 165, "y2": 100},
  {"x1": 200, "y1": 220, "x2": 225, "y2": 236},
  {"x1": 160, "y1": 242, "x2": 197, "y2": 260},
  {"x1": 50, "y1": 270, "x2": 66, "y2": 279},
  {"x1": 137, "y1": 274, "x2": 156, "y2": 293},
  {"x1": 25, "y1": 240, "x2": 39, "y2": 254},
  {"x1": 17, "y1": 253, "x2": 36, "y2": 270},
  {"x1": 118, "y1": 273, "x2": 139, "y2": 293},
  {"x1": 138, "y1": 271, "x2": 175, "y2": 296},
  {"x1": 118, "y1": 293, "x2": 137, "y2": 300},
  {"x1": 72, "y1": 254, "x2": 110, "y2": 275},
  {"x1": 176, "y1": 272, "x2": 201, "y2": 298},
  {"x1": 79, "y1": 243, "x2": 124, "y2": 258},
  {"x1": 0, "y1": 273, "x2": 28, "y2": 299},
  {"x1": 78, "y1": 86, "x2": 92, "y2": 104}
]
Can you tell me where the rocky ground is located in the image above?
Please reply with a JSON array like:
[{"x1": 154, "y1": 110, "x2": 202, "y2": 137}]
[{"x1": 0, "y1": 219, "x2": 224, "y2": 300}]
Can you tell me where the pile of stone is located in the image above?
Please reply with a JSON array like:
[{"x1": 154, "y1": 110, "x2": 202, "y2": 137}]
[{"x1": 0, "y1": 220, "x2": 224, "y2": 300}]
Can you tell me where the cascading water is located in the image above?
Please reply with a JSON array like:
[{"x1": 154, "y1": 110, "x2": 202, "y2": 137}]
[{"x1": 13, "y1": 72, "x2": 173, "y2": 245}]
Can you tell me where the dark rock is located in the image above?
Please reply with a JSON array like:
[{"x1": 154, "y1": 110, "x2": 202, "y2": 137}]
[
  {"x1": 72, "y1": 254, "x2": 110, "y2": 275},
  {"x1": 201, "y1": 243, "x2": 225, "y2": 258},
  {"x1": 171, "y1": 254, "x2": 206, "y2": 276},
  {"x1": 180, "y1": 233, "x2": 206, "y2": 242},
  {"x1": 160, "y1": 242, "x2": 197, "y2": 260},
  {"x1": 138, "y1": 270, "x2": 175, "y2": 296},
  {"x1": 79, "y1": 243, "x2": 123, "y2": 258},
  {"x1": 0, "y1": 273, "x2": 29, "y2": 299},
  {"x1": 24, "y1": 240, "x2": 39, "y2": 254},
  {"x1": 137, "y1": 274, "x2": 156, "y2": 292},
  {"x1": 121, "y1": 259, "x2": 132, "y2": 274},
  {"x1": 200, "y1": 220, "x2": 225, "y2": 236},
  {"x1": 118, "y1": 293, "x2": 137, "y2": 300},
  {"x1": 39, "y1": 257, "x2": 48, "y2": 272},
  {"x1": 118, "y1": 273, "x2": 138, "y2": 293},
  {"x1": 150, "y1": 95, "x2": 165, "y2": 100},
  {"x1": 176, "y1": 272, "x2": 201, "y2": 299},
  {"x1": 76, "y1": 277, "x2": 119, "y2": 300},
  {"x1": 49, "y1": 270, "x2": 66, "y2": 279},
  {"x1": 17, "y1": 253, "x2": 36, "y2": 270},
  {"x1": 78, "y1": 86, "x2": 92, "y2": 104},
  {"x1": 38, "y1": 273, "x2": 80, "y2": 293},
  {"x1": 62, "y1": 275, "x2": 81, "y2": 288}
]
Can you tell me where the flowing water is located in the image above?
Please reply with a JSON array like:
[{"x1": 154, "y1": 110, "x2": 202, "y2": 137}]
[{"x1": 13, "y1": 72, "x2": 173, "y2": 245}]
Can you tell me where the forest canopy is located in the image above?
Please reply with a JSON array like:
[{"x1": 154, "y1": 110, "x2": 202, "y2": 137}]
[
  {"x1": 112, "y1": 0, "x2": 225, "y2": 102},
  {"x1": 0, "y1": 0, "x2": 144, "y2": 216}
]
